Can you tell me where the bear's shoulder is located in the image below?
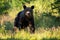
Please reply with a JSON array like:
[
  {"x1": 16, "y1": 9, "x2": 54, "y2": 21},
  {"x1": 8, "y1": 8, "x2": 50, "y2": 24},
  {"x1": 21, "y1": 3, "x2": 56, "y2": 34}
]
[{"x1": 16, "y1": 10, "x2": 25, "y2": 18}]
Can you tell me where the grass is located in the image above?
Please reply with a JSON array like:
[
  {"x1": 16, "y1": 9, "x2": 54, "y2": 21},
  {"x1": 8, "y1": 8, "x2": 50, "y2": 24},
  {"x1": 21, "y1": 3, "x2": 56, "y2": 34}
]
[{"x1": 0, "y1": 27, "x2": 60, "y2": 40}]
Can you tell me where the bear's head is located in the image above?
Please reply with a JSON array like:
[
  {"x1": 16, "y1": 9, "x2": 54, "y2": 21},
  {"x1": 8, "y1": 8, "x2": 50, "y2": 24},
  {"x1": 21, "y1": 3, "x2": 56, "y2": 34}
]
[{"x1": 23, "y1": 5, "x2": 34, "y2": 18}]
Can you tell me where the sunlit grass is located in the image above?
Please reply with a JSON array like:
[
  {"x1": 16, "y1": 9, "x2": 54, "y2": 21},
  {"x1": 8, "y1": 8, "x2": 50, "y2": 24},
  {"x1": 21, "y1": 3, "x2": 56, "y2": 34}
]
[{"x1": 0, "y1": 27, "x2": 60, "y2": 40}]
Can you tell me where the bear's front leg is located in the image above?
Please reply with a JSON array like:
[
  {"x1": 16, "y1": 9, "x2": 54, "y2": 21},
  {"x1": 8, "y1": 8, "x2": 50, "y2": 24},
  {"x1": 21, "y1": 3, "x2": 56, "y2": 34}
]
[
  {"x1": 29, "y1": 19, "x2": 35, "y2": 33},
  {"x1": 30, "y1": 26, "x2": 35, "y2": 33}
]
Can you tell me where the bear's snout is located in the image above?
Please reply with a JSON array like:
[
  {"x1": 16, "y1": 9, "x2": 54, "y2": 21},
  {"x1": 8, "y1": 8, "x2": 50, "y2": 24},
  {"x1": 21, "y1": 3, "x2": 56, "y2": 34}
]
[{"x1": 25, "y1": 11, "x2": 31, "y2": 16}]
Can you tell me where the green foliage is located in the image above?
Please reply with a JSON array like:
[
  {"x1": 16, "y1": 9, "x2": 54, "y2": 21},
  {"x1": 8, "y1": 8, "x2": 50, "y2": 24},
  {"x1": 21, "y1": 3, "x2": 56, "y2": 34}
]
[
  {"x1": 51, "y1": 0, "x2": 60, "y2": 14},
  {"x1": 4, "y1": 21, "x2": 13, "y2": 30},
  {"x1": 0, "y1": 0, "x2": 11, "y2": 15}
]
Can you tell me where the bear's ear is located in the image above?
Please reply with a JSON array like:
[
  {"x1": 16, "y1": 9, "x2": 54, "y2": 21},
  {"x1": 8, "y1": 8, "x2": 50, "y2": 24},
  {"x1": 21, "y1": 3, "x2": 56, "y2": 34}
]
[
  {"x1": 31, "y1": 6, "x2": 34, "y2": 9},
  {"x1": 23, "y1": 5, "x2": 26, "y2": 9}
]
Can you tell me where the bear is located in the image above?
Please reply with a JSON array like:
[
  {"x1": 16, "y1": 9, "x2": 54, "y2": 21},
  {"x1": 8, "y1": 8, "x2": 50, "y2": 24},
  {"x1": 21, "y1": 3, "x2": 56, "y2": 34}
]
[{"x1": 13, "y1": 5, "x2": 35, "y2": 33}]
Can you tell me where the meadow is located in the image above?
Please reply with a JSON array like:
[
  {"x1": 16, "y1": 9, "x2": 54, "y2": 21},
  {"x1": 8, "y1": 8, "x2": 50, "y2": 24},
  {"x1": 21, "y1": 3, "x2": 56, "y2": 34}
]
[{"x1": 0, "y1": 0, "x2": 60, "y2": 40}]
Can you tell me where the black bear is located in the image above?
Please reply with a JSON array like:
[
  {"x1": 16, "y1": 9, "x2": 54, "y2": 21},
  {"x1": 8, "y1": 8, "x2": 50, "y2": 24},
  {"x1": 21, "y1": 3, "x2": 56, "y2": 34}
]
[{"x1": 14, "y1": 5, "x2": 35, "y2": 33}]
